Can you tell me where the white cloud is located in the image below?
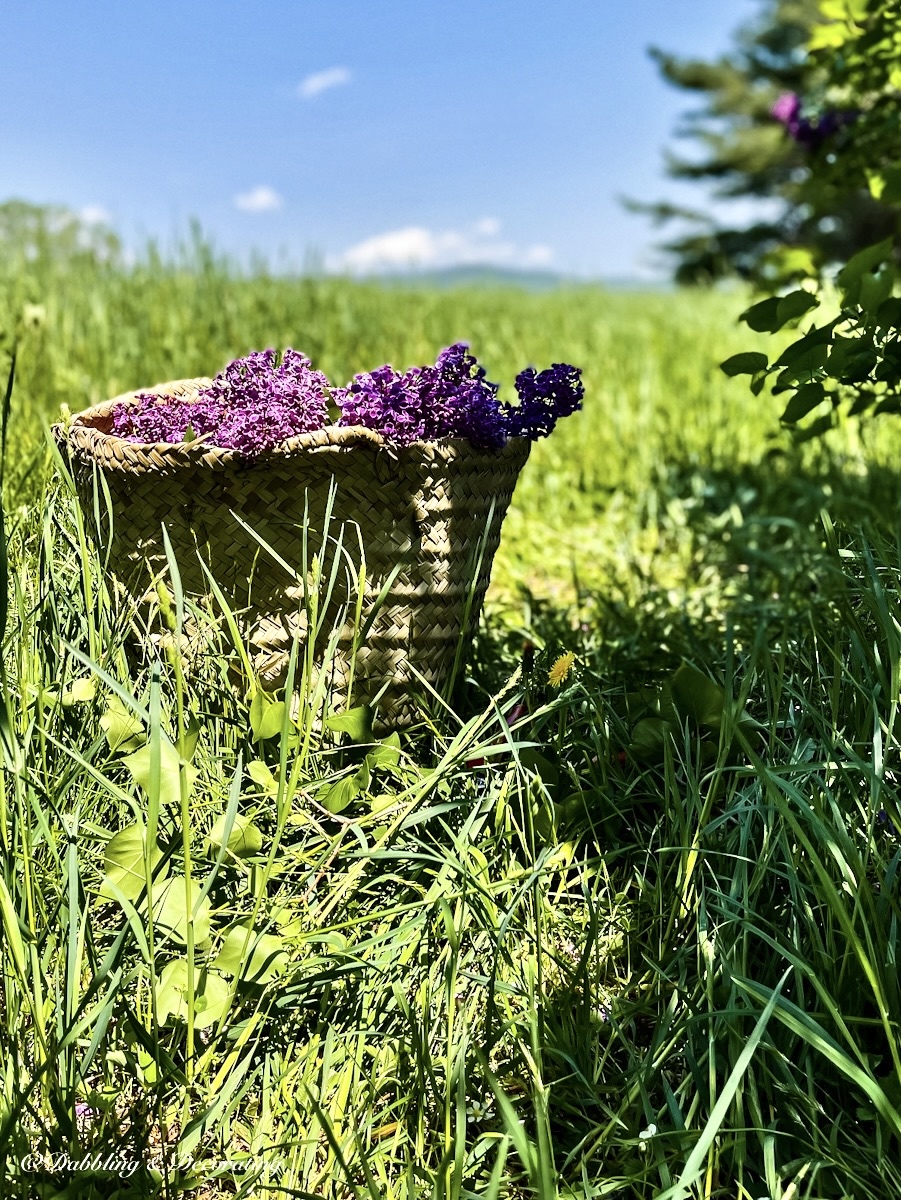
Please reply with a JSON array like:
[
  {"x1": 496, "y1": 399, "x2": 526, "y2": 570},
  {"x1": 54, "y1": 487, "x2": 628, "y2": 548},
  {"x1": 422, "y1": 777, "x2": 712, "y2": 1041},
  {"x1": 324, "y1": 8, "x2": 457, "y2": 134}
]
[
  {"x1": 234, "y1": 185, "x2": 283, "y2": 213},
  {"x1": 330, "y1": 218, "x2": 554, "y2": 275},
  {"x1": 298, "y1": 66, "x2": 352, "y2": 99},
  {"x1": 474, "y1": 216, "x2": 502, "y2": 237},
  {"x1": 78, "y1": 205, "x2": 112, "y2": 226}
]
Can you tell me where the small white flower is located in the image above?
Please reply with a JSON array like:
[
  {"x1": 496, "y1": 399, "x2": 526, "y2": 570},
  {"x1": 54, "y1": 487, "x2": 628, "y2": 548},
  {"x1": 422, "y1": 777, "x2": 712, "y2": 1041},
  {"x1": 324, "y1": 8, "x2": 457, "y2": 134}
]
[
  {"x1": 466, "y1": 1098, "x2": 494, "y2": 1123},
  {"x1": 638, "y1": 1123, "x2": 657, "y2": 1150}
]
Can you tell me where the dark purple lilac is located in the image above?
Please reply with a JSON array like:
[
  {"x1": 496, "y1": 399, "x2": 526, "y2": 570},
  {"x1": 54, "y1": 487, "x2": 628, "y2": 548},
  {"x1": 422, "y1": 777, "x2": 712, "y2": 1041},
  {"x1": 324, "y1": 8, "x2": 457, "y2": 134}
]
[
  {"x1": 111, "y1": 348, "x2": 330, "y2": 454},
  {"x1": 336, "y1": 342, "x2": 509, "y2": 449},
  {"x1": 423, "y1": 343, "x2": 509, "y2": 448},
  {"x1": 504, "y1": 363, "x2": 585, "y2": 440},
  {"x1": 771, "y1": 91, "x2": 854, "y2": 150}
]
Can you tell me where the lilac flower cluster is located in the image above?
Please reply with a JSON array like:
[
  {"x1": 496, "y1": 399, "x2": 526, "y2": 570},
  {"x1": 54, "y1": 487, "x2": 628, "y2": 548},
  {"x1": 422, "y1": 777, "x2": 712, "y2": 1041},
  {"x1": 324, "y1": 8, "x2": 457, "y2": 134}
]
[
  {"x1": 505, "y1": 363, "x2": 585, "y2": 440},
  {"x1": 336, "y1": 343, "x2": 508, "y2": 449},
  {"x1": 771, "y1": 92, "x2": 852, "y2": 149},
  {"x1": 111, "y1": 348, "x2": 330, "y2": 454},
  {"x1": 109, "y1": 344, "x2": 583, "y2": 455}
]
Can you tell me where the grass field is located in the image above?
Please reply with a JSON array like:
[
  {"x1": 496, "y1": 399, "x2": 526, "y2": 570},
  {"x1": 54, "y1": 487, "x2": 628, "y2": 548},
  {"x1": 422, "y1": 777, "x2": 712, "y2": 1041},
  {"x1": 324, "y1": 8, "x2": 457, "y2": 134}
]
[{"x1": 3, "y1": 226, "x2": 901, "y2": 1198}]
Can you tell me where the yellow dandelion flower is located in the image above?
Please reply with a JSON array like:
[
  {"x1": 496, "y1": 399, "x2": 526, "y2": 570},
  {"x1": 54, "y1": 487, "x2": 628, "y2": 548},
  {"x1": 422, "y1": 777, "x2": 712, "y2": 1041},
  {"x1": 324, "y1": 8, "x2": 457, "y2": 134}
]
[{"x1": 548, "y1": 651, "x2": 576, "y2": 688}]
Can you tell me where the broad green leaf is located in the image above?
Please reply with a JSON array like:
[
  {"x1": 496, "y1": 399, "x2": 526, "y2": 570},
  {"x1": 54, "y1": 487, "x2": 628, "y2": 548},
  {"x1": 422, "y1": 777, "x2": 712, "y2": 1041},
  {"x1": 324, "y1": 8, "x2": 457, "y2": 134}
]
[
  {"x1": 207, "y1": 812, "x2": 264, "y2": 859},
  {"x1": 749, "y1": 369, "x2": 769, "y2": 396},
  {"x1": 825, "y1": 333, "x2": 860, "y2": 376},
  {"x1": 774, "y1": 341, "x2": 830, "y2": 389},
  {"x1": 99, "y1": 824, "x2": 167, "y2": 901},
  {"x1": 629, "y1": 717, "x2": 675, "y2": 760},
  {"x1": 247, "y1": 759, "x2": 278, "y2": 794},
  {"x1": 149, "y1": 877, "x2": 212, "y2": 945},
  {"x1": 63, "y1": 676, "x2": 96, "y2": 705},
  {"x1": 270, "y1": 905, "x2": 305, "y2": 937},
  {"x1": 154, "y1": 958, "x2": 190, "y2": 1023},
  {"x1": 250, "y1": 691, "x2": 287, "y2": 741},
  {"x1": 213, "y1": 925, "x2": 289, "y2": 985},
  {"x1": 774, "y1": 322, "x2": 835, "y2": 368},
  {"x1": 859, "y1": 267, "x2": 895, "y2": 314},
  {"x1": 518, "y1": 748, "x2": 560, "y2": 790},
  {"x1": 365, "y1": 732, "x2": 402, "y2": 771},
  {"x1": 839, "y1": 349, "x2": 878, "y2": 384},
  {"x1": 305, "y1": 930, "x2": 349, "y2": 954},
  {"x1": 670, "y1": 664, "x2": 726, "y2": 728},
  {"x1": 776, "y1": 290, "x2": 819, "y2": 326},
  {"x1": 321, "y1": 775, "x2": 361, "y2": 814},
  {"x1": 369, "y1": 793, "x2": 396, "y2": 814},
  {"x1": 720, "y1": 352, "x2": 768, "y2": 377},
  {"x1": 122, "y1": 740, "x2": 196, "y2": 809},
  {"x1": 191, "y1": 973, "x2": 231, "y2": 1027},
  {"x1": 154, "y1": 959, "x2": 231, "y2": 1029},
  {"x1": 100, "y1": 695, "x2": 146, "y2": 753},
  {"x1": 838, "y1": 238, "x2": 894, "y2": 302},
  {"x1": 324, "y1": 704, "x2": 374, "y2": 743},
  {"x1": 740, "y1": 296, "x2": 782, "y2": 333},
  {"x1": 781, "y1": 382, "x2": 827, "y2": 424},
  {"x1": 354, "y1": 757, "x2": 372, "y2": 794},
  {"x1": 135, "y1": 1047, "x2": 159, "y2": 1086}
]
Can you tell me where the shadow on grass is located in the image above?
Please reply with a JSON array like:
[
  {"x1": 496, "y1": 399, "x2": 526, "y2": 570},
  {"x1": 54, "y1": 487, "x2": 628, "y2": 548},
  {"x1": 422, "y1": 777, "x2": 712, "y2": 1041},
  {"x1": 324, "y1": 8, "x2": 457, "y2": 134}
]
[{"x1": 459, "y1": 447, "x2": 901, "y2": 1194}]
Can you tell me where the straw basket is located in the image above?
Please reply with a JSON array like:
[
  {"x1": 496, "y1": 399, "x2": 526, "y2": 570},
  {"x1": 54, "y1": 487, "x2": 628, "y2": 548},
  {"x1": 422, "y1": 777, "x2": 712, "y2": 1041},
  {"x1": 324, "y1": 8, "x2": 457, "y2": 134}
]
[{"x1": 53, "y1": 379, "x2": 530, "y2": 727}]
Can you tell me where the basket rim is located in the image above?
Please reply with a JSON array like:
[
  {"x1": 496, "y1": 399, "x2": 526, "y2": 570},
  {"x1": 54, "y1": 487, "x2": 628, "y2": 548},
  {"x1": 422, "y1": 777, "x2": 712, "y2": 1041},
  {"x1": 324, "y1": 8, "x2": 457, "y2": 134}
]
[{"x1": 53, "y1": 378, "x2": 531, "y2": 467}]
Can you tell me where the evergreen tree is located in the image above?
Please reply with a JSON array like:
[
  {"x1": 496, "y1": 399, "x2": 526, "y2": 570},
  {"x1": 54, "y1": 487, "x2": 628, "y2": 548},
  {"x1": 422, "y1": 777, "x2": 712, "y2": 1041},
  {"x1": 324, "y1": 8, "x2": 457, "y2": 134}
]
[{"x1": 641, "y1": 0, "x2": 893, "y2": 284}]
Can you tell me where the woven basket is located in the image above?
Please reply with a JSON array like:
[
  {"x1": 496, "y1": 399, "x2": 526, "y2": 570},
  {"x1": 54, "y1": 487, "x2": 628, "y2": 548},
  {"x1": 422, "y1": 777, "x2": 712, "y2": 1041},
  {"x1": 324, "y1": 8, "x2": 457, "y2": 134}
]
[{"x1": 53, "y1": 379, "x2": 530, "y2": 726}]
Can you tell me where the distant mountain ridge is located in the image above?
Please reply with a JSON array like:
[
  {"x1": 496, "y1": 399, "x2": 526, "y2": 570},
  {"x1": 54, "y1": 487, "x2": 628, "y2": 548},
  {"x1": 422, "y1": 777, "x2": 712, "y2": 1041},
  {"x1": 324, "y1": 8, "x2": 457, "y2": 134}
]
[{"x1": 369, "y1": 265, "x2": 665, "y2": 291}]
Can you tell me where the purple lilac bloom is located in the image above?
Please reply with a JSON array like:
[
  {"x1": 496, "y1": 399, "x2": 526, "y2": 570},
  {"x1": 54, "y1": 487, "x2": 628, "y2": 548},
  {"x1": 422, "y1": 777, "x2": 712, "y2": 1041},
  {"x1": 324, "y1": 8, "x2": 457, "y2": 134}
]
[
  {"x1": 421, "y1": 343, "x2": 508, "y2": 448},
  {"x1": 111, "y1": 348, "x2": 330, "y2": 454},
  {"x1": 335, "y1": 363, "x2": 427, "y2": 445},
  {"x1": 771, "y1": 91, "x2": 852, "y2": 150},
  {"x1": 504, "y1": 363, "x2": 584, "y2": 440},
  {"x1": 110, "y1": 392, "x2": 225, "y2": 445},
  {"x1": 336, "y1": 343, "x2": 509, "y2": 449},
  {"x1": 111, "y1": 343, "x2": 583, "y2": 454}
]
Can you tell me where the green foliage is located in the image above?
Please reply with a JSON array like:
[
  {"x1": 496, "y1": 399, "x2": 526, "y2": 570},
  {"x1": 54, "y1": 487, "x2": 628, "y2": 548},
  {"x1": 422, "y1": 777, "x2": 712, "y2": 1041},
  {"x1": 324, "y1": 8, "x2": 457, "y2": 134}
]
[
  {"x1": 99, "y1": 823, "x2": 167, "y2": 902},
  {"x1": 643, "y1": 0, "x2": 896, "y2": 283},
  {"x1": 154, "y1": 959, "x2": 231, "y2": 1029},
  {"x1": 207, "y1": 811, "x2": 263, "y2": 858},
  {"x1": 729, "y1": 3, "x2": 901, "y2": 437},
  {"x1": 213, "y1": 926, "x2": 289, "y2": 986}
]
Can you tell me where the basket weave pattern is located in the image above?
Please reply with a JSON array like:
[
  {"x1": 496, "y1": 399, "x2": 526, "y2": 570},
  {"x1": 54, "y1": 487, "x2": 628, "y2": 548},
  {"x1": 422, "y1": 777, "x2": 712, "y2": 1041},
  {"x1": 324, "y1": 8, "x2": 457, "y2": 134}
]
[{"x1": 54, "y1": 379, "x2": 530, "y2": 724}]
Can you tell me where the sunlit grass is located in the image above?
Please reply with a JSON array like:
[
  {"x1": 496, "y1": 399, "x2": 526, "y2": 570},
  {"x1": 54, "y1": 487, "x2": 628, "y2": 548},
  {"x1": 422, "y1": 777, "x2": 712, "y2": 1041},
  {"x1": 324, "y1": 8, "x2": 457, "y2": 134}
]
[{"x1": 3, "y1": 239, "x2": 901, "y2": 1196}]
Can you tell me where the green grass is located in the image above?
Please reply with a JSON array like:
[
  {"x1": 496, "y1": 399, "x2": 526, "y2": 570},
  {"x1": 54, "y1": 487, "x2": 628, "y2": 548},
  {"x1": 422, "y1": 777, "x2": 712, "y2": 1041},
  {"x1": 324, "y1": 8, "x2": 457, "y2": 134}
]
[{"x1": 3, "y1": 227, "x2": 901, "y2": 1197}]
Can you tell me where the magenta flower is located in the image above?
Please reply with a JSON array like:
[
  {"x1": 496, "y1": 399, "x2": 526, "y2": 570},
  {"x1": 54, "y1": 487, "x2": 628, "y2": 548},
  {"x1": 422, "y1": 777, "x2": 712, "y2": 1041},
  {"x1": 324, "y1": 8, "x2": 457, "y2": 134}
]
[
  {"x1": 111, "y1": 348, "x2": 330, "y2": 453},
  {"x1": 771, "y1": 92, "x2": 801, "y2": 127}
]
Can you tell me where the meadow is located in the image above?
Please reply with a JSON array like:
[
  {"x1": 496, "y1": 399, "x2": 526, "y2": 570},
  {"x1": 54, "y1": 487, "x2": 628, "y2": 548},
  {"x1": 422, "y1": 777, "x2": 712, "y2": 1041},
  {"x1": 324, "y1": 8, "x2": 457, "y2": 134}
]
[{"x1": 3, "y1": 226, "x2": 901, "y2": 1198}]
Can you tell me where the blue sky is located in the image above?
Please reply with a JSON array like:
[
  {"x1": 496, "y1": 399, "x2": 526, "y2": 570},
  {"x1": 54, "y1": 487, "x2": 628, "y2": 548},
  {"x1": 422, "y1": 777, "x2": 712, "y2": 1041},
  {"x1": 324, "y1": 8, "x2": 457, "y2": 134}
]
[{"x1": 3, "y1": 1, "x2": 762, "y2": 279}]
